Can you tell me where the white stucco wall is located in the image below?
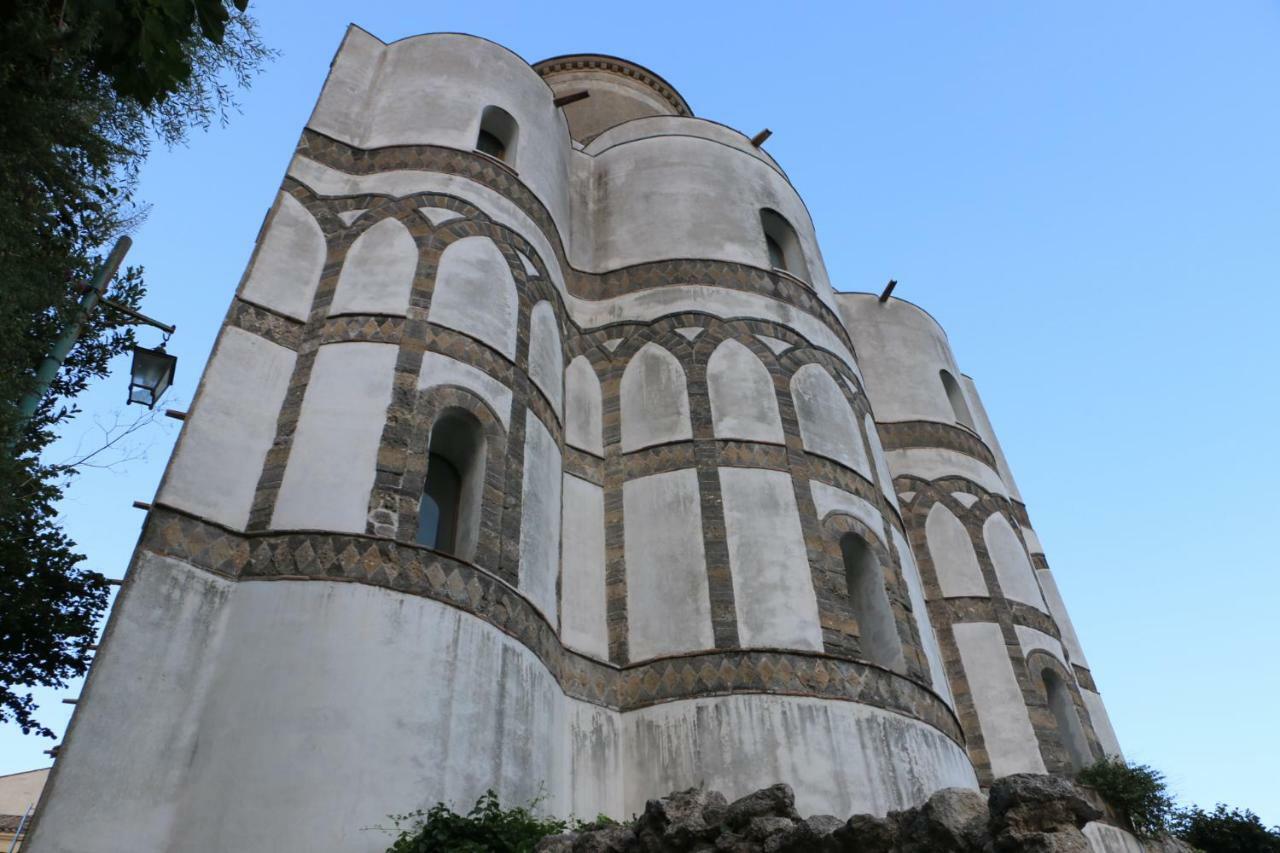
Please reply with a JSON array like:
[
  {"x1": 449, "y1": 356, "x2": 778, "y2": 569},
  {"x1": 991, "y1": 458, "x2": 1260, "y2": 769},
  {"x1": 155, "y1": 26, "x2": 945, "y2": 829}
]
[
  {"x1": 952, "y1": 622, "x2": 1046, "y2": 777},
  {"x1": 619, "y1": 343, "x2": 692, "y2": 453},
  {"x1": 287, "y1": 157, "x2": 865, "y2": 379},
  {"x1": 707, "y1": 339, "x2": 785, "y2": 443},
  {"x1": 577, "y1": 134, "x2": 834, "y2": 303},
  {"x1": 429, "y1": 236, "x2": 519, "y2": 358},
  {"x1": 1084, "y1": 822, "x2": 1146, "y2": 853},
  {"x1": 159, "y1": 328, "x2": 294, "y2": 531},
  {"x1": 719, "y1": 467, "x2": 822, "y2": 651},
  {"x1": 809, "y1": 481, "x2": 884, "y2": 540},
  {"x1": 884, "y1": 447, "x2": 1009, "y2": 498},
  {"x1": 271, "y1": 342, "x2": 397, "y2": 533},
  {"x1": 527, "y1": 301, "x2": 564, "y2": 417},
  {"x1": 892, "y1": 527, "x2": 955, "y2": 709},
  {"x1": 925, "y1": 503, "x2": 989, "y2": 598},
  {"x1": 623, "y1": 694, "x2": 976, "y2": 819},
  {"x1": 328, "y1": 217, "x2": 418, "y2": 317},
  {"x1": 239, "y1": 192, "x2": 325, "y2": 321},
  {"x1": 791, "y1": 364, "x2": 869, "y2": 476},
  {"x1": 1037, "y1": 568, "x2": 1090, "y2": 667},
  {"x1": 960, "y1": 373, "x2": 1023, "y2": 501},
  {"x1": 560, "y1": 474, "x2": 608, "y2": 660},
  {"x1": 28, "y1": 554, "x2": 235, "y2": 853},
  {"x1": 982, "y1": 514, "x2": 1047, "y2": 612},
  {"x1": 864, "y1": 415, "x2": 899, "y2": 509},
  {"x1": 1015, "y1": 624, "x2": 1066, "y2": 667},
  {"x1": 1081, "y1": 689, "x2": 1124, "y2": 759},
  {"x1": 834, "y1": 294, "x2": 964, "y2": 427},
  {"x1": 0, "y1": 768, "x2": 47, "y2": 816},
  {"x1": 417, "y1": 351, "x2": 513, "y2": 429},
  {"x1": 519, "y1": 415, "x2": 562, "y2": 625},
  {"x1": 623, "y1": 469, "x2": 712, "y2": 660},
  {"x1": 564, "y1": 355, "x2": 603, "y2": 455},
  {"x1": 309, "y1": 30, "x2": 573, "y2": 239}
]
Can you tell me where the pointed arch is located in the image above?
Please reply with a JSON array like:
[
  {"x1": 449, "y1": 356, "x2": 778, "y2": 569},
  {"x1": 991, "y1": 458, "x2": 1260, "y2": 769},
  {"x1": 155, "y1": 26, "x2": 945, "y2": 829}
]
[
  {"x1": 329, "y1": 217, "x2": 418, "y2": 317},
  {"x1": 926, "y1": 503, "x2": 988, "y2": 597},
  {"x1": 527, "y1": 301, "x2": 563, "y2": 417},
  {"x1": 620, "y1": 343, "x2": 692, "y2": 453},
  {"x1": 241, "y1": 192, "x2": 325, "y2": 321},
  {"x1": 564, "y1": 356, "x2": 603, "y2": 456},
  {"x1": 863, "y1": 413, "x2": 897, "y2": 507},
  {"x1": 707, "y1": 338, "x2": 784, "y2": 443},
  {"x1": 983, "y1": 513, "x2": 1046, "y2": 611},
  {"x1": 429, "y1": 236, "x2": 518, "y2": 357},
  {"x1": 790, "y1": 364, "x2": 868, "y2": 475}
]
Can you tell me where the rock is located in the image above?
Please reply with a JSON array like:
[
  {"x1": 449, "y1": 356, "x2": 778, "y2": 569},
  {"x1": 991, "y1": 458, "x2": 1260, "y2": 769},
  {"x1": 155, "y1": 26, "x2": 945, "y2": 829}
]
[
  {"x1": 746, "y1": 815, "x2": 796, "y2": 840},
  {"x1": 573, "y1": 824, "x2": 641, "y2": 853},
  {"x1": 832, "y1": 813, "x2": 899, "y2": 853},
  {"x1": 723, "y1": 784, "x2": 801, "y2": 830},
  {"x1": 989, "y1": 774, "x2": 1102, "y2": 853},
  {"x1": 896, "y1": 787, "x2": 989, "y2": 852},
  {"x1": 536, "y1": 833, "x2": 577, "y2": 853},
  {"x1": 764, "y1": 814, "x2": 844, "y2": 853},
  {"x1": 636, "y1": 787, "x2": 728, "y2": 851}
]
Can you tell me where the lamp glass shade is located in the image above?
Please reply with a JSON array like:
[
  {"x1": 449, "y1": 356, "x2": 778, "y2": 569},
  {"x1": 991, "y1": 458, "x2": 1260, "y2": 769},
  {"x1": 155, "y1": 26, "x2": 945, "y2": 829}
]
[{"x1": 128, "y1": 345, "x2": 177, "y2": 408}]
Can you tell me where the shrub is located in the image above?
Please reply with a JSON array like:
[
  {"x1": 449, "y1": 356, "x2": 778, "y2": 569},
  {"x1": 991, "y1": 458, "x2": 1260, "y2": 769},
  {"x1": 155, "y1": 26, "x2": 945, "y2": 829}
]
[
  {"x1": 1174, "y1": 804, "x2": 1280, "y2": 852},
  {"x1": 1076, "y1": 757, "x2": 1176, "y2": 837},
  {"x1": 385, "y1": 790, "x2": 568, "y2": 853}
]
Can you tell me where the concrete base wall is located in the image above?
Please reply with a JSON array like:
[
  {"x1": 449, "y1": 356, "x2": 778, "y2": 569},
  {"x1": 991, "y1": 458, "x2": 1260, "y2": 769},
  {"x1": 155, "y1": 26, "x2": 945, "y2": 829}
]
[{"x1": 31, "y1": 557, "x2": 976, "y2": 852}]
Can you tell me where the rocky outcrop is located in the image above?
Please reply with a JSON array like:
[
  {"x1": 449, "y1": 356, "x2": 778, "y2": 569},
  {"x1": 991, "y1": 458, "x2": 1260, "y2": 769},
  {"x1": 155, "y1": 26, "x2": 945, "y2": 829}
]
[{"x1": 534, "y1": 775, "x2": 1188, "y2": 853}]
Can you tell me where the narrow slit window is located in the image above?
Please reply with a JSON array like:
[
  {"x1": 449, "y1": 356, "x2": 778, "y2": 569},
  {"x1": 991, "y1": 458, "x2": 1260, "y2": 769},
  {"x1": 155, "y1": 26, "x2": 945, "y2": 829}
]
[
  {"x1": 840, "y1": 533, "x2": 904, "y2": 671},
  {"x1": 939, "y1": 369, "x2": 975, "y2": 430},
  {"x1": 417, "y1": 452, "x2": 461, "y2": 552},
  {"x1": 759, "y1": 208, "x2": 811, "y2": 282},
  {"x1": 416, "y1": 409, "x2": 486, "y2": 560},
  {"x1": 476, "y1": 106, "x2": 518, "y2": 165},
  {"x1": 1042, "y1": 668, "x2": 1093, "y2": 771}
]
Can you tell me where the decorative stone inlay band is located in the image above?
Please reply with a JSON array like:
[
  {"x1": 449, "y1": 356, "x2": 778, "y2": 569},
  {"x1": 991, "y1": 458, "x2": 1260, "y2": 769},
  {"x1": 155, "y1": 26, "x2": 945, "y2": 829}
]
[
  {"x1": 932, "y1": 597, "x2": 1061, "y2": 640},
  {"x1": 877, "y1": 420, "x2": 998, "y2": 470},
  {"x1": 295, "y1": 130, "x2": 856, "y2": 353},
  {"x1": 138, "y1": 505, "x2": 963, "y2": 742}
]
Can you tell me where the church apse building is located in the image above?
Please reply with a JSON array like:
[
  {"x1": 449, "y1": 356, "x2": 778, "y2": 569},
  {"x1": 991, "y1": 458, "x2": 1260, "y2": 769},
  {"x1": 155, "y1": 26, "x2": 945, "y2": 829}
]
[{"x1": 27, "y1": 28, "x2": 1123, "y2": 853}]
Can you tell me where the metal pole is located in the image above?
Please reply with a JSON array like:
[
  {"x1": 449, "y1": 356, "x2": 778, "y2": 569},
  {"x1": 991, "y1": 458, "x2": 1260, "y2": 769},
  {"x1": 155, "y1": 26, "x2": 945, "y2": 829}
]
[
  {"x1": 12, "y1": 237, "x2": 132, "y2": 442},
  {"x1": 6, "y1": 803, "x2": 32, "y2": 853}
]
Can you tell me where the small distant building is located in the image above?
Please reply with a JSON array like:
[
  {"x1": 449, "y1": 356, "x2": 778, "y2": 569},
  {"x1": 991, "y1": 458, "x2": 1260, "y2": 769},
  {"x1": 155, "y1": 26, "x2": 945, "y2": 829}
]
[
  {"x1": 0, "y1": 768, "x2": 48, "y2": 850},
  {"x1": 26, "y1": 29, "x2": 1123, "y2": 853}
]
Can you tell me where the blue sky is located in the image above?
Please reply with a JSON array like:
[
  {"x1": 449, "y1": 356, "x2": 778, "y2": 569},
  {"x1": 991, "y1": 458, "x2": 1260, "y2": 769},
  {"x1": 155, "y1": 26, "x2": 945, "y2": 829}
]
[{"x1": 5, "y1": 0, "x2": 1278, "y2": 825}]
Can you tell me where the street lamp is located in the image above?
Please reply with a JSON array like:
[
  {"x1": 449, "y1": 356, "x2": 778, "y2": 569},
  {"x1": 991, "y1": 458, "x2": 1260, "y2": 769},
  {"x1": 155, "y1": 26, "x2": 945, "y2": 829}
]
[
  {"x1": 127, "y1": 344, "x2": 177, "y2": 409},
  {"x1": 11, "y1": 237, "x2": 180, "y2": 445}
]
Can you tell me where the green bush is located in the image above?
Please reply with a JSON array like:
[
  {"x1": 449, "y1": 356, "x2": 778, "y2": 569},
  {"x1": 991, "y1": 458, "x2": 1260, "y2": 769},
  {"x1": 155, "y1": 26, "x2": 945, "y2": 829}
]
[
  {"x1": 384, "y1": 790, "x2": 569, "y2": 853},
  {"x1": 1076, "y1": 757, "x2": 1176, "y2": 837},
  {"x1": 1174, "y1": 804, "x2": 1280, "y2": 852}
]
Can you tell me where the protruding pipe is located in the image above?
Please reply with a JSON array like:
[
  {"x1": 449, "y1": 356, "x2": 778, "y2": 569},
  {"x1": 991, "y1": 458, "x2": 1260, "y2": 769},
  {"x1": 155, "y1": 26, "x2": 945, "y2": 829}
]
[
  {"x1": 879, "y1": 279, "x2": 897, "y2": 302},
  {"x1": 553, "y1": 90, "x2": 590, "y2": 107},
  {"x1": 165, "y1": 409, "x2": 187, "y2": 421},
  {"x1": 750, "y1": 128, "x2": 772, "y2": 147},
  {"x1": 132, "y1": 501, "x2": 151, "y2": 511}
]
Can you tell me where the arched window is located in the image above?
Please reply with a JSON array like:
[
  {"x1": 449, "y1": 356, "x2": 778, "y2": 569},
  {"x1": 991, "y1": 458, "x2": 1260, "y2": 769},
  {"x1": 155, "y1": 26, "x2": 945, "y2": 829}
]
[
  {"x1": 416, "y1": 409, "x2": 486, "y2": 559},
  {"x1": 476, "y1": 106, "x2": 518, "y2": 165},
  {"x1": 1042, "y1": 667, "x2": 1092, "y2": 771},
  {"x1": 840, "y1": 533, "x2": 904, "y2": 671},
  {"x1": 759, "y1": 208, "x2": 810, "y2": 281},
  {"x1": 939, "y1": 369, "x2": 975, "y2": 430},
  {"x1": 418, "y1": 453, "x2": 461, "y2": 551}
]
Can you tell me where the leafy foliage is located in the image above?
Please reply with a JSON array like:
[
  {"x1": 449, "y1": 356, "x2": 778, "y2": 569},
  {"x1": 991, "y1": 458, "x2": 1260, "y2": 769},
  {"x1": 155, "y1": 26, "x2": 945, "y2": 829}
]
[
  {"x1": 0, "y1": 0, "x2": 271, "y2": 735},
  {"x1": 384, "y1": 790, "x2": 570, "y2": 853},
  {"x1": 1174, "y1": 804, "x2": 1280, "y2": 853},
  {"x1": 1076, "y1": 757, "x2": 1176, "y2": 838}
]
